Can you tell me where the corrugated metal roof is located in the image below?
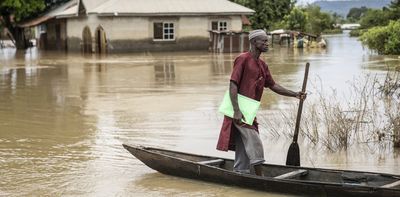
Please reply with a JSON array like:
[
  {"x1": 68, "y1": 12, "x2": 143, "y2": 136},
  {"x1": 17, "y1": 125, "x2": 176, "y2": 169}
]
[
  {"x1": 82, "y1": 0, "x2": 110, "y2": 11},
  {"x1": 55, "y1": 3, "x2": 78, "y2": 18},
  {"x1": 45, "y1": 0, "x2": 78, "y2": 17},
  {"x1": 88, "y1": 0, "x2": 254, "y2": 16},
  {"x1": 19, "y1": 0, "x2": 254, "y2": 27},
  {"x1": 18, "y1": 0, "x2": 78, "y2": 27}
]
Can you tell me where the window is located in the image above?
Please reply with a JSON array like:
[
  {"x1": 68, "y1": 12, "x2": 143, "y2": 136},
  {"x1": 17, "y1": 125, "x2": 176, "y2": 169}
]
[
  {"x1": 153, "y1": 22, "x2": 175, "y2": 41},
  {"x1": 39, "y1": 24, "x2": 47, "y2": 33},
  {"x1": 211, "y1": 21, "x2": 228, "y2": 31},
  {"x1": 219, "y1": 21, "x2": 227, "y2": 31},
  {"x1": 211, "y1": 22, "x2": 218, "y2": 31}
]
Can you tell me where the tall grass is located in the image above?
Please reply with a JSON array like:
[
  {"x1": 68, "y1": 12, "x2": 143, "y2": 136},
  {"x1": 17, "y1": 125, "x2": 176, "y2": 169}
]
[
  {"x1": 263, "y1": 68, "x2": 400, "y2": 152},
  {"x1": 379, "y1": 69, "x2": 400, "y2": 147}
]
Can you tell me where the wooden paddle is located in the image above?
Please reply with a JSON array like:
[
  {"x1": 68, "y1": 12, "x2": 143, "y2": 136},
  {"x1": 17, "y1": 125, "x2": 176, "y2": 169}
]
[{"x1": 286, "y1": 62, "x2": 310, "y2": 166}]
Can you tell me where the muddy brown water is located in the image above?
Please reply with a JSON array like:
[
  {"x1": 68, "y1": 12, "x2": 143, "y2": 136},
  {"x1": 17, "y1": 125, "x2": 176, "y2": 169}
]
[{"x1": 0, "y1": 32, "x2": 399, "y2": 196}]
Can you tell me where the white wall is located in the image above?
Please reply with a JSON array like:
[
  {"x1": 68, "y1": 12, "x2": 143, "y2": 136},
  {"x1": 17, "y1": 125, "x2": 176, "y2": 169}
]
[
  {"x1": 67, "y1": 15, "x2": 243, "y2": 40},
  {"x1": 230, "y1": 16, "x2": 243, "y2": 32},
  {"x1": 66, "y1": 14, "x2": 244, "y2": 51},
  {"x1": 178, "y1": 16, "x2": 209, "y2": 38}
]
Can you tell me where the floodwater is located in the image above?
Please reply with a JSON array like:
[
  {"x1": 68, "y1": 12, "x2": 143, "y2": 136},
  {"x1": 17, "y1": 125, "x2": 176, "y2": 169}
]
[{"x1": 0, "y1": 32, "x2": 399, "y2": 196}]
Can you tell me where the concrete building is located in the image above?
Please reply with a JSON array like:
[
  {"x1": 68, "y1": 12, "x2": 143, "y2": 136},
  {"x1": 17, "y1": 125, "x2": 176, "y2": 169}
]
[{"x1": 20, "y1": 0, "x2": 254, "y2": 53}]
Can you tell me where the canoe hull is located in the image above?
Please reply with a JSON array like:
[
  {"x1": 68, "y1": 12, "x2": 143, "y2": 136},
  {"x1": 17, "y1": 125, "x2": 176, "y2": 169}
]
[{"x1": 123, "y1": 144, "x2": 399, "y2": 197}]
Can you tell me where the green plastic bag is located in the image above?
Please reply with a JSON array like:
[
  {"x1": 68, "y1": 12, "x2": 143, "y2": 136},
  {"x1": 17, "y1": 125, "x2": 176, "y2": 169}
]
[{"x1": 218, "y1": 91, "x2": 260, "y2": 125}]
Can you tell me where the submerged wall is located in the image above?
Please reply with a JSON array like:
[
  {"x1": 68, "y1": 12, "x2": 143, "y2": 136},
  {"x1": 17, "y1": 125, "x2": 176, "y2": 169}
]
[
  {"x1": 40, "y1": 19, "x2": 67, "y2": 51},
  {"x1": 65, "y1": 15, "x2": 243, "y2": 53}
]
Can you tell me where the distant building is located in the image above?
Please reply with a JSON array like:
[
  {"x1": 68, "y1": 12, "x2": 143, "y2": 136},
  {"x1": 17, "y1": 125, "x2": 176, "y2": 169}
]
[
  {"x1": 340, "y1": 24, "x2": 361, "y2": 30},
  {"x1": 20, "y1": 0, "x2": 254, "y2": 53}
]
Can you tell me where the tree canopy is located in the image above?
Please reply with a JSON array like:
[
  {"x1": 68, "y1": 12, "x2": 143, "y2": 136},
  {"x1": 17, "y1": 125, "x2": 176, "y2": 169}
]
[
  {"x1": 359, "y1": 9, "x2": 390, "y2": 29},
  {"x1": 0, "y1": 0, "x2": 69, "y2": 23},
  {"x1": 283, "y1": 7, "x2": 307, "y2": 32},
  {"x1": 0, "y1": 0, "x2": 45, "y2": 22},
  {"x1": 358, "y1": 0, "x2": 400, "y2": 55},
  {"x1": 0, "y1": 0, "x2": 45, "y2": 47},
  {"x1": 346, "y1": 6, "x2": 368, "y2": 22},
  {"x1": 304, "y1": 5, "x2": 334, "y2": 35},
  {"x1": 358, "y1": 0, "x2": 400, "y2": 29},
  {"x1": 0, "y1": 0, "x2": 68, "y2": 48},
  {"x1": 231, "y1": 0, "x2": 295, "y2": 30},
  {"x1": 388, "y1": 0, "x2": 400, "y2": 20}
]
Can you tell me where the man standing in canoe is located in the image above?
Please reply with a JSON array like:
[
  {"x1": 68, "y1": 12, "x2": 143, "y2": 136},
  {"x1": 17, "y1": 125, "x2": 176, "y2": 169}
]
[{"x1": 216, "y1": 29, "x2": 306, "y2": 176}]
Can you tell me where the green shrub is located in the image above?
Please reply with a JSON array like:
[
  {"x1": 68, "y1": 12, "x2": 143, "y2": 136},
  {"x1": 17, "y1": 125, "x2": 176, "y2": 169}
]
[
  {"x1": 360, "y1": 9, "x2": 390, "y2": 29},
  {"x1": 360, "y1": 20, "x2": 400, "y2": 55},
  {"x1": 322, "y1": 29, "x2": 343, "y2": 34},
  {"x1": 385, "y1": 20, "x2": 400, "y2": 55},
  {"x1": 349, "y1": 29, "x2": 367, "y2": 37}
]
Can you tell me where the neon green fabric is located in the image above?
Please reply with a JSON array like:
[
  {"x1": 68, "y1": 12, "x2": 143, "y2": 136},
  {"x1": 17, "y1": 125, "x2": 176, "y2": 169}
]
[{"x1": 218, "y1": 91, "x2": 260, "y2": 125}]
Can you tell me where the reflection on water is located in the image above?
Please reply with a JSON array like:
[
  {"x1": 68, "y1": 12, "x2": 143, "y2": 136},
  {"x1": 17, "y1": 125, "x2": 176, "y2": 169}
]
[
  {"x1": 0, "y1": 33, "x2": 399, "y2": 196},
  {"x1": 0, "y1": 54, "x2": 94, "y2": 196},
  {"x1": 134, "y1": 173, "x2": 297, "y2": 197},
  {"x1": 211, "y1": 53, "x2": 233, "y2": 76},
  {"x1": 154, "y1": 58, "x2": 175, "y2": 84}
]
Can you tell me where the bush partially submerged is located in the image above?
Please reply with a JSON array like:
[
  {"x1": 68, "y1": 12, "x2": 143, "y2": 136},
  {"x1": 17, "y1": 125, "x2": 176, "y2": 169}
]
[
  {"x1": 349, "y1": 29, "x2": 367, "y2": 37},
  {"x1": 360, "y1": 20, "x2": 400, "y2": 55},
  {"x1": 263, "y1": 69, "x2": 400, "y2": 152}
]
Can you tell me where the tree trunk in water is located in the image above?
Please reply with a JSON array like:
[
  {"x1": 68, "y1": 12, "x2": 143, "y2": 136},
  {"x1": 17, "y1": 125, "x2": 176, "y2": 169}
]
[
  {"x1": 394, "y1": 117, "x2": 400, "y2": 147},
  {"x1": 3, "y1": 13, "x2": 28, "y2": 50}
]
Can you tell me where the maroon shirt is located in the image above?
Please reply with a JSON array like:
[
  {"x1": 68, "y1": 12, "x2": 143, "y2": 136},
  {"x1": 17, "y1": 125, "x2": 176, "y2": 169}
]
[{"x1": 216, "y1": 52, "x2": 275, "y2": 151}]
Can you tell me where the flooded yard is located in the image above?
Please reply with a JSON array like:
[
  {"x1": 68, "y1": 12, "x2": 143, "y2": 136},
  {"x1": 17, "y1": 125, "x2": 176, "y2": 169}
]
[{"x1": 0, "y1": 32, "x2": 399, "y2": 196}]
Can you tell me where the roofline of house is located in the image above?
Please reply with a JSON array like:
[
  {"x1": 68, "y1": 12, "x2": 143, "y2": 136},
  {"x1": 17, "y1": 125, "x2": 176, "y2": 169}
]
[
  {"x1": 18, "y1": 0, "x2": 77, "y2": 28},
  {"x1": 21, "y1": 11, "x2": 253, "y2": 26},
  {"x1": 56, "y1": 14, "x2": 79, "y2": 19},
  {"x1": 208, "y1": 30, "x2": 249, "y2": 34},
  {"x1": 89, "y1": 12, "x2": 254, "y2": 17}
]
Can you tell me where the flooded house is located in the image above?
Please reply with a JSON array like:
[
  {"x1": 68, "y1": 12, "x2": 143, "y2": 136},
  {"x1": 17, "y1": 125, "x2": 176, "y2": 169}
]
[{"x1": 20, "y1": 0, "x2": 254, "y2": 53}]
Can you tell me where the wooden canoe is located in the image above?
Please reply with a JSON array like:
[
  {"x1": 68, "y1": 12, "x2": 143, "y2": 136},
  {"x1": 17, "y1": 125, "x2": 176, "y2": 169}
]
[{"x1": 123, "y1": 144, "x2": 400, "y2": 197}]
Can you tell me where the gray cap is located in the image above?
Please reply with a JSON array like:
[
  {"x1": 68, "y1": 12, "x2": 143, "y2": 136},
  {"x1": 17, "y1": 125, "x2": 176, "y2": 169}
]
[{"x1": 249, "y1": 29, "x2": 267, "y2": 40}]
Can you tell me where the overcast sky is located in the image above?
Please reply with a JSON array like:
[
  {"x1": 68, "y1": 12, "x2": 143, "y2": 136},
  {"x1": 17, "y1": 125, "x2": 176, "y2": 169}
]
[{"x1": 296, "y1": 0, "x2": 316, "y2": 5}]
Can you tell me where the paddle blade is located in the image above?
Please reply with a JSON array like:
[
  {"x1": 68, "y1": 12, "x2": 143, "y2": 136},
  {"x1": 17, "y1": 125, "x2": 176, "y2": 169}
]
[{"x1": 286, "y1": 142, "x2": 300, "y2": 166}]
